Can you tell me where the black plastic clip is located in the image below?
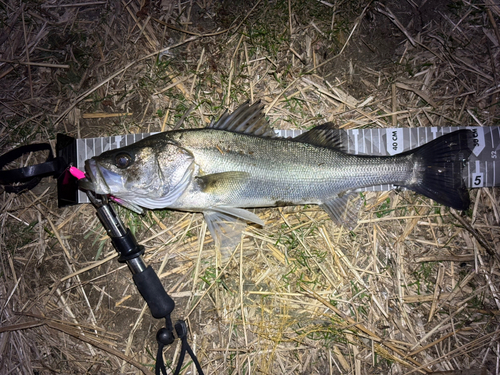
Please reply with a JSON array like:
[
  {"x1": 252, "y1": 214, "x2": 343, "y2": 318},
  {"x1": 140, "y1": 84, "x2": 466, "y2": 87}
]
[{"x1": 0, "y1": 134, "x2": 80, "y2": 207}]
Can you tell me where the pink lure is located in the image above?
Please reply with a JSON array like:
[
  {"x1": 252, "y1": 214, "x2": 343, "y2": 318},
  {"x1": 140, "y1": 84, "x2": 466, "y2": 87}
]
[{"x1": 69, "y1": 166, "x2": 86, "y2": 180}]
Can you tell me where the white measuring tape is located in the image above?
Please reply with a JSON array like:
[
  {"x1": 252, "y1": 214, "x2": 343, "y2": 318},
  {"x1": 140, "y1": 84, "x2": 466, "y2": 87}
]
[{"x1": 75, "y1": 126, "x2": 499, "y2": 204}]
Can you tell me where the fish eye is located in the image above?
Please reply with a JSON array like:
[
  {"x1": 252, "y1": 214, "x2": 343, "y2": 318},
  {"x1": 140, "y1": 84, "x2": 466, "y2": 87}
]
[{"x1": 115, "y1": 152, "x2": 133, "y2": 169}]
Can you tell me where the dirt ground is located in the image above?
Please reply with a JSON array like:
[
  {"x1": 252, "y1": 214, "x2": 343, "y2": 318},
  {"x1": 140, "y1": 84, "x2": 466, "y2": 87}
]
[{"x1": 1, "y1": 0, "x2": 500, "y2": 374}]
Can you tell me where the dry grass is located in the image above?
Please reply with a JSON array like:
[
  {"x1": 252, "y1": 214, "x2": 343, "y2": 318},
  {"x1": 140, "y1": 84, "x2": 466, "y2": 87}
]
[{"x1": 1, "y1": 0, "x2": 499, "y2": 374}]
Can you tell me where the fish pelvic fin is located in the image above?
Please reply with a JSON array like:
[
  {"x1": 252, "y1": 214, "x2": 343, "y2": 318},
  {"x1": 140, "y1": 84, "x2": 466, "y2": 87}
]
[
  {"x1": 404, "y1": 129, "x2": 473, "y2": 210},
  {"x1": 320, "y1": 192, "x2": 361, "y2": 230},
  {"x1": 203, "y1": 207, "x2": 264, "y2": 260}
]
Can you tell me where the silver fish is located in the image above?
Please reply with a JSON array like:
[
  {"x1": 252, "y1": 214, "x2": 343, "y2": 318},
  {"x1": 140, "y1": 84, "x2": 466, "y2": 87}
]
[{"x1": 81, "y1": 101, "x2": 473, "y2": 249}]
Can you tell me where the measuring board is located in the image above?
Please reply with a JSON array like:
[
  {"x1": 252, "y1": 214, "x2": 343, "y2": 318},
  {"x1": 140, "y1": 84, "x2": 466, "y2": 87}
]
[{"x1": 75, "y1": 126, "x2": 500, "y2": 204}]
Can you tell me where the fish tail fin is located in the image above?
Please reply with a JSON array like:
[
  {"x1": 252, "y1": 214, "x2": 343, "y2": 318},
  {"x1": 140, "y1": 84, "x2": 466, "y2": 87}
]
[{"x1": 405, "y1": 129, "x2": 473, "y2": 210}]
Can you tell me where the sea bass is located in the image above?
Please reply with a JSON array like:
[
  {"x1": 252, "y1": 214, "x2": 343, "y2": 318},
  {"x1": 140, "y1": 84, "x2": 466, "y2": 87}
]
[{"x1": 81, "y1": 101, "x2": 473, "y2": 249}]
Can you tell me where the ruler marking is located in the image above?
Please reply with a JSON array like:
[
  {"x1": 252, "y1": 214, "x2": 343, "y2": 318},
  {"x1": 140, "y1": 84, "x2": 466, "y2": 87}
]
[
  {"x1": 366, "y1": 129, "x2": 369, "y2": 153},
  {"x1": 494, "y1": 160, "x2": 496, "y2": 185},
  {"x1": 485, "y1": 160, "x2": 488, "y2": 186},
  {"x1": 360, "y1": 129, "x2": 364, "y2": 154},
  {"x1": 346, "y1": 130, "x2": 349, "y2": 151},
  {"x1": 361, "y1": 129, "x2": 370, "y2": 154},
  {"x1": 361, "y1": 130, "x2": 365, "y2": 154},
  {"x1": 467, "y1": 161, "x2": 471, "y2": 187},
  {"x1": 371, "y1": 129, "x2": 374, "y2": 154},
  {"x1": 378, "y1": 128, "x2": 381, "y2": 154},
  {"x1": 473, "y1": 160, "x2": 483, "y2": 187},
  {"x1": 495, "y1": 126, "x2": 500, "y2": 153},
  {"x1": 353, "y1": 129, "x2": 359, "y2": 154}
]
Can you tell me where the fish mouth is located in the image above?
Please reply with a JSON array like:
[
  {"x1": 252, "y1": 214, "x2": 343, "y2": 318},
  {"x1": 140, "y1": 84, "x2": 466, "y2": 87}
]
[{"x1": 79, "y1": 158, "x2": 113, "y2": 195}]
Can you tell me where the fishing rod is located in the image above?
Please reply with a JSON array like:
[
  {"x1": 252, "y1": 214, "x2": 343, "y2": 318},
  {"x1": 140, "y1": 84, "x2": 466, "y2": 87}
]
[{"x1": 0, "y1": 141, "x2": 205, "y2": 375}]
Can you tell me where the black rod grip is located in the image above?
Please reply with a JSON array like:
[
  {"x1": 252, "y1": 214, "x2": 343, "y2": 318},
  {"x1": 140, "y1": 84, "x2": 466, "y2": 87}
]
[{"x1": 133, "y1": 266, "x2": 175, "y2": 319}]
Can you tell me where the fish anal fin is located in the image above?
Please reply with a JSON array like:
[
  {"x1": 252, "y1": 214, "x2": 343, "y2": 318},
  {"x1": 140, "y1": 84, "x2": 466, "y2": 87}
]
[
  {"x1": 197, "y1": 171, "x2": 251, "y2": 194},
  {"x1": 320, "y1": 192, "x2": 361, "y2": 229},
  {"x1": 293, "y1": 123, "x2": 347, "y2": 151}
]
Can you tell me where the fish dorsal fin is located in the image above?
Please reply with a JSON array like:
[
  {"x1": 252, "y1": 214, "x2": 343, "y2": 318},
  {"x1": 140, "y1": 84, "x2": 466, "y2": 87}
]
[
  {"x1": 293, "y1": 123, "x2": 347, "y2": 151},
  {"x1": 209, "y1": 100, "x2": 276, "y2": 138},
  {"x1": 320, "y1": 192, "x2": 361, "y2": 229}
]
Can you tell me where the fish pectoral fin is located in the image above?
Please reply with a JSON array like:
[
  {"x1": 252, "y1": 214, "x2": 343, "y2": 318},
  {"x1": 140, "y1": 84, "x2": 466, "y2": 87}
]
[
  {"x1": 197, "y1": 171, "x2": 251, "y2": 194},
  {"x1": 320, "y1": 192, "x2": 361, "y2": 229},
  {"x1": 293, "y1": 123, "x2": 348, "y2": 152},
  {"x1": 203, "y1": 207, "x2": 263, "y2": 259}
]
